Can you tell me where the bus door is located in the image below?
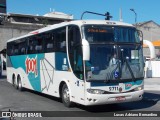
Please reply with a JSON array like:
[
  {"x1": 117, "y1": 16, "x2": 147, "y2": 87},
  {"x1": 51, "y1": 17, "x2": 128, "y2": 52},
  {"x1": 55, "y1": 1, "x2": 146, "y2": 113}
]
[{"x1": 67, "y1": 25, "x2": 85, "y2": 103}]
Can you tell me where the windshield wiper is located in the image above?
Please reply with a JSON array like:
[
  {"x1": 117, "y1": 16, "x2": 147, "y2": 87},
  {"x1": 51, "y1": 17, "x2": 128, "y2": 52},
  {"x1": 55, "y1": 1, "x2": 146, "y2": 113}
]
[
  {"x1": 117, "y1": 45, "x2": 136, "y2": 82},
  {"x1": 125, "y1": 58, "x2": 136, "y2": 82}
]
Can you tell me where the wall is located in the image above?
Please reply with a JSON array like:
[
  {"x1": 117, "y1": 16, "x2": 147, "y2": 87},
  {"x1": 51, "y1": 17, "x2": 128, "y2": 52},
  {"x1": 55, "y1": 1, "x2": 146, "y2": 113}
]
[{"x1": 0, "y1": 23, "x2": 42, "y2": 50}]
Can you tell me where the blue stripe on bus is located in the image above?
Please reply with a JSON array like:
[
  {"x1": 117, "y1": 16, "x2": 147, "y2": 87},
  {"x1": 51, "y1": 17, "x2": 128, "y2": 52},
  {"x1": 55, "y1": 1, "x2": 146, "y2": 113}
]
[
  {"x1": 10, "y1": 54, "x2": 45, "y2": 92},
  {"x1": 124, "y1": 80, "x2": 143, "y2": 90},
  {"x1": 55, "y1": 52, "x2": 69, "y2": 71},
  {"x1": 91, "y1": 80, "x2": 143, "y2": 88},
  {"x1": 10, "y1": 52, "x2": 69, "y2": 92}
]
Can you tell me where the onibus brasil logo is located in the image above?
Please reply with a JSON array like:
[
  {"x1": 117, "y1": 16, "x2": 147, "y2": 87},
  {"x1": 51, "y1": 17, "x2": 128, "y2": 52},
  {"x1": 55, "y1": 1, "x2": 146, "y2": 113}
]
[{"x1": 25, "y1": 56, "x2": 38, "y2": 77}]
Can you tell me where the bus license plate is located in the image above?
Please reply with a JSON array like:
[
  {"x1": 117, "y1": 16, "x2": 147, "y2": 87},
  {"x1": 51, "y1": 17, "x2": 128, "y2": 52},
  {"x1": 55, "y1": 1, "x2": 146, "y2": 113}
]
[{"x1": 115, "y1": 96, "x2": 126, "y2": 101}]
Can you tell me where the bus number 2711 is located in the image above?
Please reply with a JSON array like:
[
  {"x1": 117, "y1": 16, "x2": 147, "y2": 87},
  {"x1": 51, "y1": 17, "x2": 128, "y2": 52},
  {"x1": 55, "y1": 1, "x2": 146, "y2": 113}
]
[{"x1": 109, "y1": 86, "x2": 119, "y2": 91}]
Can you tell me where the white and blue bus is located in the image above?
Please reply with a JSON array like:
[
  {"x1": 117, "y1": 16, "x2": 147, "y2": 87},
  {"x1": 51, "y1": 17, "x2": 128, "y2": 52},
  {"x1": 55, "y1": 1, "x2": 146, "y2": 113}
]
[{"x1": 7, "y1": 20, "x2": 144, "y2": 107}]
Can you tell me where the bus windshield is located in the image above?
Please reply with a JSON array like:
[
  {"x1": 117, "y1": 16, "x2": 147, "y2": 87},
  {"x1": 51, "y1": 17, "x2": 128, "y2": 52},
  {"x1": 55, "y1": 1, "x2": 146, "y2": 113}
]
[
  {"x1": 82, "y1": 25, "x2": 144, "y2": 82},
  {"x1": 83, "y1": 25, "x2": 140, "y2": 43},
  {"x1": 85, "y1": 44, "x2": 144, "y2": 81}
]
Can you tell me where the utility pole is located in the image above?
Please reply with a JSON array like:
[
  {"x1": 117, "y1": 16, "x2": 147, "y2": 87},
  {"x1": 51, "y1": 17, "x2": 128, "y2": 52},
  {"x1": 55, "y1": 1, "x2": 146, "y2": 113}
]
[{"x1": 130, "y1": 9, "x2": 137, "y2": 24}]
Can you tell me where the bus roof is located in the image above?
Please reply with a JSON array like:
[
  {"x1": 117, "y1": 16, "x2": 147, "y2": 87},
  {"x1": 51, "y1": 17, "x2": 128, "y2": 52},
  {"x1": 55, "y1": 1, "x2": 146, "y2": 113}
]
[{"x1": 7, "y1": 20, "x2": 134, "y2": 43}]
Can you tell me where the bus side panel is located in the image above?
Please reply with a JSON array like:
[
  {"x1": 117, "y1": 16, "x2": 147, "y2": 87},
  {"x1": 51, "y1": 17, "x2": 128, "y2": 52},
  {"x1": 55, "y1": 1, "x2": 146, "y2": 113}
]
[
  {"x1": 40, "y1": 52, "x2": 85, "y2": 104},
  {"x1": 52, "y1": 71, "x2": 85, "y2": 104},
  {"x1": 39, "y1": 53, "x2": 57, "y2": 96},
  {"x1": 39, "y1": 52, "x2": 85, "y2": 104},
  {"x1": 39, "y1": 52, "x2": 70, "y2": 97},
  {"x1": 7, "y1": 55, "x2": 33, "y2": 89},
  {"x1": 7, "y1": 52, "x2": 85, "y2": 105},
  {"x1": 7, "y1": 54, "x2": 45, "y2": 92}
]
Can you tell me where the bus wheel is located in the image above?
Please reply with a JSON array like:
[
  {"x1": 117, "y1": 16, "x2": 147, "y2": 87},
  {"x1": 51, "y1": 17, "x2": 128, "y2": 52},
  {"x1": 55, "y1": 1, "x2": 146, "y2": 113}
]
[
  {"x1": 12, "y1": 75, "x2": 17, "y2": 88},
  {"x1": 0, "y1": 69, "x2": 2, "y2": 77},
  {"x1": 17, "y1": 76, "x2": 23, "y2": 91},
  {"x1": 61, "y1": 84, "x2": 74, "y2": 107}
]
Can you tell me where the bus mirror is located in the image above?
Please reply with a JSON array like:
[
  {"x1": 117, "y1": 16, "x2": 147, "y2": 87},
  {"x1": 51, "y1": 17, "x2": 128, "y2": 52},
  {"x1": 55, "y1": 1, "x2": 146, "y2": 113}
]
[
  {"x1": 137, "y1": 30, "x2": 143, "y2": 44},
  {"x1": 82, "y1": 39, "x2": 90, "y2": 61}
]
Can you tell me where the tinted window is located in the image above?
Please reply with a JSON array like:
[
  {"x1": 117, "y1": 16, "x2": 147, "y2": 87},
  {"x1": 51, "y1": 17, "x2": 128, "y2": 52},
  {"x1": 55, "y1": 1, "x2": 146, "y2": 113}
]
[
  {"x1": 68, "y1": 25, "x2": 83, "y2": 80},
  {"x1": 55, "y1": 27, "x2": 66, "y2": 52},
  {"x1": 7, "y1": 27, "x2": 67, "y2": 55},
  {"x1": 7, "y1": 39, "x2": 27, "y2": 56},
  {"x1": 83, "y1": 25, "x2": 114, "y2": 42},
  {"x1": 7, "y1": 42, "x2": 14, "y2": 56},
  {"x1": 18, "y1": 39, "x2": 26, "y2": 55},
  {"x1": 27, "y1": 34, "x2": 44, "y2": 54},
  {"x1": 44, "y1": 32, "x2": 55, "y2": 53},
  {"x1": 83, "y1": 25, "x2": 140, "y2": 43}
]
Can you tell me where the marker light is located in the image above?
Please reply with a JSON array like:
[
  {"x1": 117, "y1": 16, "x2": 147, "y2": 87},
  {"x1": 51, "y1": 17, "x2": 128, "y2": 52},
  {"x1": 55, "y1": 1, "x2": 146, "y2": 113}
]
[{"x1": 134, "y1": 85, "x2": 144, "y2": 91}]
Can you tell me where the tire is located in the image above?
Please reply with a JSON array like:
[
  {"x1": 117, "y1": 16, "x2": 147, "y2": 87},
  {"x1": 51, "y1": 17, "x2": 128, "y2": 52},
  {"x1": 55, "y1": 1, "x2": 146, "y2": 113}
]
[
  {"x1": 17, "y1": 76, "x2": 23, "y2": 91},
  {"x1": 0, "y1": 70, "x2": 2, "y2": 77},
  {"x1": 0, "y1": 66, "x2": 2, "y2": 77},
  {"x1": 12, "y1": 75, "x2": 17, "y2": 89},
  {"x1": 61, "y1": 84, "x2": 74, "y2": 107}
]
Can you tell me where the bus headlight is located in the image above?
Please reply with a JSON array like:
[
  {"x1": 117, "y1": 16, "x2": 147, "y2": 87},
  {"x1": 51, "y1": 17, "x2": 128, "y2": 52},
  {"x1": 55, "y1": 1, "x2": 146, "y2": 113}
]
[
  {"x1": 87, "y1": 89, "x2": 105, "y2": 94},
  {"x1": 134, "y1": 85, "x2": 144, "y2": 91}
]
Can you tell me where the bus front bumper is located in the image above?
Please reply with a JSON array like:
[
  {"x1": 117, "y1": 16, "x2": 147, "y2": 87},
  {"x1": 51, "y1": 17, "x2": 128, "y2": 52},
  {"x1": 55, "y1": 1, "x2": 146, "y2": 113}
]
[{"x1": 84, "y1": 90, "x2": 144, "y2": 106}]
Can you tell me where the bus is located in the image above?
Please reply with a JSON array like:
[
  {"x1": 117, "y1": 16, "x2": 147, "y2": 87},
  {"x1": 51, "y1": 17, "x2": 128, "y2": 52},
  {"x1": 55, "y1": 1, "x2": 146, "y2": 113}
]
[
  {"x1": 6, "y1": 19, "x2": 144, "y2": 107},
  {"x1": 0, "y1": 55, "x2": 2, "y2": 76}
]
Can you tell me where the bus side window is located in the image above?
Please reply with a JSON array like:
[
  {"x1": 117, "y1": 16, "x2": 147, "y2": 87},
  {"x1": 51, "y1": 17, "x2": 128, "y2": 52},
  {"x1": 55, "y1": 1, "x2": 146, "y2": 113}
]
[
  {"x1": 28, "y1": 40, "x2": 34, "y2": 54},
  {"x1": 28, "y1": 35, "x2": 44, "y2": 54},
  {"x1": 7, "y1": 42, "x2": 13, "y2": 56},
  {"x1": 47, "y1": 43, "x2": 53, "y2": 50},
  {"x1": 21, "y1": 47, "x2": 25, "y2": 54},
  {"x1": 18, "y1": 39, "x2": 26, "y2": 55},
  {"x1": 55, "y1": 27, "x2": 66, "y2": 52},
  {"x1": 14, "y1": 44, "x2": 19, "y2": 55},
  {"x1": 36, "y1": 35, "x2": 44, "y2": 53},
  {"x1": 14, "y1": 49, "x2": 18, "y2": 55},
  {"x1": 35, "y1": 45, "x2": 42, "y2": 53},
  {"x1": 28, "y1": 45, "x2": 33, "y2": 54},
  {"x1": 44, "y1": 32, "x2": 55, "y2": 53}
]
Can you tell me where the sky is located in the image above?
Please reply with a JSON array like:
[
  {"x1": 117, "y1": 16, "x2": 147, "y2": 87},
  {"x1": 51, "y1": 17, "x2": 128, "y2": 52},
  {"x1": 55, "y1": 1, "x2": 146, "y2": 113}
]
[{"x1": 6, "y1": 0, "x2": 160, "y2": 24}]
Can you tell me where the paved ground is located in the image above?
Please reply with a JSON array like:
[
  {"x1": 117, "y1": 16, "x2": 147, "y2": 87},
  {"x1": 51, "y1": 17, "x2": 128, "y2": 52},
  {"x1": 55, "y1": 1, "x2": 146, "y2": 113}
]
[
  {"x1": 144, "y1": 78, "x2": 160, "y2": 91},
  {"x1": 0, "y1": 71, "x2": 160, "y2": 120}
]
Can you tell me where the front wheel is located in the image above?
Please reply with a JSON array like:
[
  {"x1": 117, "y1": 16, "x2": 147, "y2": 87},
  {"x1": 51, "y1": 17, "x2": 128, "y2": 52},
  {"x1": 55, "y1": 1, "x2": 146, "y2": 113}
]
[
  {"x1": 12, "y1": 75, "x2": 17, "y2": 89},
  {"x1": 17, "y1": 76, "x2": 24, "y2": 91},
  {"x1": 61, "y1": 84, "x2": 74, "y2": 107},
  {"x1": 0, "y1": 70, "x2": 2, "y2": 77}
]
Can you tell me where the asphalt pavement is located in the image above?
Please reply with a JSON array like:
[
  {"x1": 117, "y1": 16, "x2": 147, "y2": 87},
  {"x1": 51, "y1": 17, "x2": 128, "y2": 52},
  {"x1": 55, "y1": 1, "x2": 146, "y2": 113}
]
[
  {"x1": 0, "y1": 71, "x2": 160, "y2": 120},
  {"x1": 144, "y1": 78, "x2": 160, "y2": 91}
]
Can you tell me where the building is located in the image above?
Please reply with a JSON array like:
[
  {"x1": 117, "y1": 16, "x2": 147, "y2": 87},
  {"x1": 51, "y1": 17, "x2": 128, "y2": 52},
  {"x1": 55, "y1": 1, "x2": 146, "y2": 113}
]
[
  {"x1": 136, "y1": 20, "x2": 160, "y2": 41},
  {"x1": 136, "y1": 20, "x2": 160, "y2": 57},
  {"x1": 0, "y1": 12, "x2": 73, "y2": 51},
  {"x1": 0, "y1": 0, "x2": 73, "y2": 71},
  {"x1": 0, "y1": 12, "x2": 73, "y2": 71}
]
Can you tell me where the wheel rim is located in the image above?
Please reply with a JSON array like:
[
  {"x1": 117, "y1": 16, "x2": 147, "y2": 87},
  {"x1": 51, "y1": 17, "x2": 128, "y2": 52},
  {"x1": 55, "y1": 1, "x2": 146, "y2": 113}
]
[{"x1": 63, "y1": 87, "x2": 70, "y2": 103}]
